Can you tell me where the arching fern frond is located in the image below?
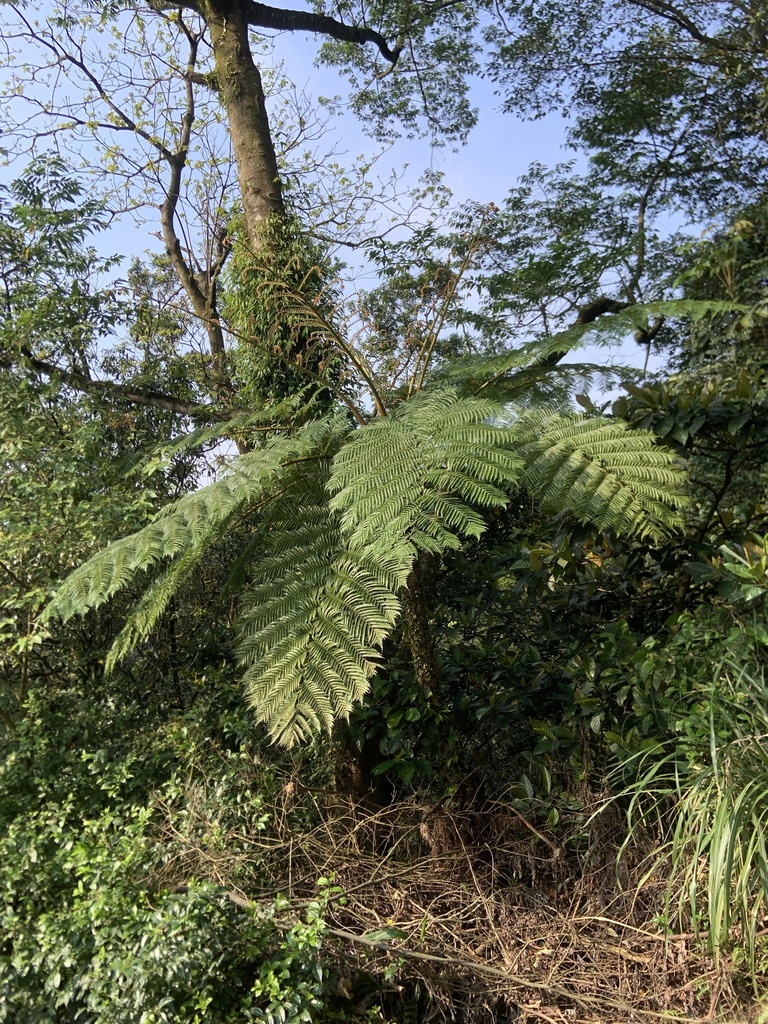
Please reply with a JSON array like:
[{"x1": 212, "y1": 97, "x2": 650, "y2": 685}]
[
  {"x1": 238, "y1": 461, "x2": 403, "y2": 746},
  {"x1": 438, "y1": 299, "x2": 744, "y2": 403},
  {"x1": 329, "y1": 390, "x2": 523, "y2": 565},
  {"x1": 138, "y1": 388, "x2": 321, "y2": 474},
  {"x1": 104, "y1": 546, "x2": 201, "y2": 674},
  {"x1": 513, "y1": 410, "x2": 687, "y2": 541},
  {"x1": 473, "y1": 361, "x2": 626, "y2": 407},
  {"x1": 43, "y1": 416, "x2": 349, "y2": 633}
]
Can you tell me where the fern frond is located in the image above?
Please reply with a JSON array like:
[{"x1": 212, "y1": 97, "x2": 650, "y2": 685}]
[
  {"x1": 44, "y1": 416, "x2": 348, "y2": 628},
  {"x1": 440, "y1": 298, "x2": 745, "y2": 402},
  {"x1": 104, "y1": 546, "x2": 201, "y2": 673},
  {"x1": 474, "y1": 362, "x2": 630, "y2": 406},
  {"x1": 240, "y1": 390, "x2": 523, "y2": 744},
  {"x1": 238, "y1": 460, "x2": 402, "y2": 746},
  {"x1": 442, "y1": 329, "x2": 597, "y2": 385},
  {"x1": 263, "y1": 279, "x2": 385, "y2": 412},
  {"x1": 138, "y1": 390, "x2": 321, "y2": 473},
  {"x1": 513, "y1": 410, "x2": 688, "y2": 541},
  {"x1": 329, "y1": 390, "x2": 523, "y2": 565}
]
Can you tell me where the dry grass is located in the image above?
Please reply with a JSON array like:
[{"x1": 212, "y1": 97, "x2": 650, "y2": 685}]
[{"x1": 149, "y1": 775, "x2": 767, "y2": 1023}]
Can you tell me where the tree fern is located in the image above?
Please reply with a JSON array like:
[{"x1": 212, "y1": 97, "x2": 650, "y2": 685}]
[
  {"x1": 513, "y1": 409, "x2": 688, "y2": 541},
  {"x1": 44, "y1": 387, "x2": 688, "y2": 746}
]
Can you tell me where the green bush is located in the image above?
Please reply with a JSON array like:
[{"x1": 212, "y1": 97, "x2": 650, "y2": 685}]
[{"x1": 0, "y1": 690, "x2": 338, "y2": 1023}]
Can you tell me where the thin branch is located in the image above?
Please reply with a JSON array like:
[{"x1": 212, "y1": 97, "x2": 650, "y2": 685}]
[
  {"x1": 628, "y1": 0, "x2": 745, "y2": 53},
  {"x1": 12, "y1": 7, "x2": 176, "y2": 165},
  {"x1": 410, "y1": 221, "x2": 488, "y2": 396},
  {"x1": 0, "y1": 706, "x2": 17, "y2": 734},
  {"x1": 0, "y1": 559, "x2": 26, "y2": 589}
]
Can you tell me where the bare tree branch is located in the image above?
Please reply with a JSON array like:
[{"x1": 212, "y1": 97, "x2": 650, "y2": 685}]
[
  {"x1": 158, "y1": 15, "x2": 230, "y2": 381},
  {"x1": 241, "y1": 2, "x2": 402, "y2": 64}
]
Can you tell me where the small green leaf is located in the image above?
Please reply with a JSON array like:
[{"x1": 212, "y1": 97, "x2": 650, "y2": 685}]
[
  {"x1": 362, "y1": 927, "x2": 408, "y2": 942},
  {"x1": 746, "y1": 624, "x2": 768, "y2": 646}
]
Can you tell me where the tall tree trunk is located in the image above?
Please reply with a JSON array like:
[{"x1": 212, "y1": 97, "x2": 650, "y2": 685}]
[{"x1": 204, "y1": 0, "x2": 285, "y2": 242}]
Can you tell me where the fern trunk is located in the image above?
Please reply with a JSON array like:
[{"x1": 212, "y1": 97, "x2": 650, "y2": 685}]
[{"x1": 403, "y1": 555, "x2": 439, "y2": 696}]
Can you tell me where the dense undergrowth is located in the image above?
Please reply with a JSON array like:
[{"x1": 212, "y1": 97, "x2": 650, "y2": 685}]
[{"x1": 3, "y1": 576, "x2": 768, "y2": 1022}]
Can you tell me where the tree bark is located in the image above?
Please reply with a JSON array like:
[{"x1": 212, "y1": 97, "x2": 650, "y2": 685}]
[{"x1": 203, "y1": 0, "x2": 285, "y2": 242}]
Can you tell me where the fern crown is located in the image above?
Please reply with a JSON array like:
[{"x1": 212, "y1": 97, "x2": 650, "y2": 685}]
[{"x1": 45, "y1": 388, "x2": 686, "y2": 745}]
